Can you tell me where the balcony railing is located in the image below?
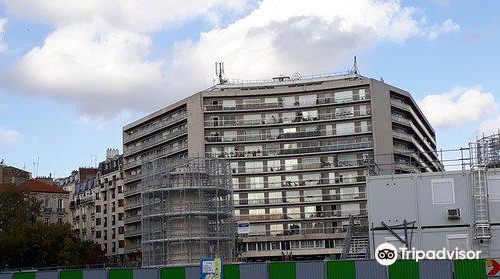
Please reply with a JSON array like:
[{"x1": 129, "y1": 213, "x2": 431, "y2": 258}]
[
  {"x1": 206, "y1": 126, "x2": 373, "y2": 143},
  {"x1": 204, "y1": 95, "x2": 370, "y2": 112},
  {"x1": 234, "y1": 175, "x2": 367, "y2": 191},
  {"x1": 124, "y1": 215, "x2": 141, "y2": 223},
  {"x1": 205, "y1": 109, "x2": 371, "y2": 127},
  {"x1": 230, "y1": 158, "x2": 371, "y2": 175},
  {"x1": 124, "y1": 127, "x2": 187, "y2": 155},
  {"x1": 207, "y1": 141, "x2": 373, "y2": 160},
  {"x1": 233, "y1": 209, "x2": 367, "y2": 222},
  {"x1": 123, "y1": 112, "x2": 187, "y2": 143},
  {"x1": 234, "y1": 192, "x2": 366, "y2": 206},
  {"x1": 124, "y1": 142, "x2": 188, "y2": 171},
  {"x1": 390, "y1": 99, "x2": 436, "y2": 145},
  {"x1": 239, "y1": 225, "x2": 349, "y2": 237}
]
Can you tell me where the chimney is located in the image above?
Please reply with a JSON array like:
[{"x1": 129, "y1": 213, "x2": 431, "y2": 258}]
[{"x1": 106, "y1": 148, "x2": 119, "y2": 159}]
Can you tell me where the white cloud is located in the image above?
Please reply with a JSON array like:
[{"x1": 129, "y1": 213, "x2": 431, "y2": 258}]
[
  {"x1": 419, "y1": 87, "x2": 496, "y2": 128},
  {"x1": 478, "y1": 116, "x2": 500, "y2": 137},
  {"x1": 0, "y1": 127, "x2": 20, "y2": 147},
  {"x1": 1, "y1": 0, "x2": 248, "y2": 33},
  {"x1": 0, "y1": 18, "x2": 8, "y2": 53},
  {"x1": 0, "y1": 0, "x2": 461, "y2": 118},
  {"x1": 426, "y1": 19, "x2": 460, "y2": 39}
]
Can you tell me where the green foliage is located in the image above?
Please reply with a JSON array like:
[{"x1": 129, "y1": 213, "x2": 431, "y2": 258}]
[
  {"x1": 0, "y1": 222, "x2": 106, "y2": 268},
  {"x1": 0, "y1": 187, "x2": 106, "y2": 268},
  {"x1": 0, "y1": 187, "x2": 41, "y2": 234}
]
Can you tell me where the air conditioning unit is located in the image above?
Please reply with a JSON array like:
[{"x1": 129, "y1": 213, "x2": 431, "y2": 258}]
[{"x1": 448, "y1": 208, "x2": 461, "y2": 219}]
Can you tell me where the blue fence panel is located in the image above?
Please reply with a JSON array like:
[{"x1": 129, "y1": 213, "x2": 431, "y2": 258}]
[
  {"x1": 240, "y1": 263, "x2": 268, "y2": 279},
  {"x1": 0, "y1": 273, "x2": 13, "y2": 279},
  {"x1": 83, "y1": 269, "x2": 107, "y2": 279},
  {"x1": 134, "y1": 268, "x2": 159, "y2": 279},
  {"x1": 185, "y1": 266, "x2": 200, "y2": 279},
  {"x1": 296, "y1": 261, "x2": 325, "y2": 279},
  {"x1": 35, "y1": 271, "x2": 58, "y2": 279},
  {"x1": 419, "y1": 260, "x2": 453, "y2": 279},
  {"x1": 355, "y1": 260, "x2": 387, "y2": 279}
]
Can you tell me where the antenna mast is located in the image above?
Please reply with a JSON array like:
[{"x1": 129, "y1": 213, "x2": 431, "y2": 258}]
[
  {"x1": 215, "y1": 62, "x2": 228, "y2": 84},
  {"x1": 350, "y1": 56, "x2": 359, "y2": 75}
]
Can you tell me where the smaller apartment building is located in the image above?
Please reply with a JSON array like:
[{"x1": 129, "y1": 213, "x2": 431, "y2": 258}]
[
  {"x1": 17, "y1": 179, "x2": 70, "y2": 224},
  {"x1": 68, "y1": 150, "x2": 126, "y2": 262}
]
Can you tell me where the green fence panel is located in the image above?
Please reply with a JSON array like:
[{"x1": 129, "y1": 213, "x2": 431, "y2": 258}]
[
  {"x1": 60, "y1": 270, "x2": 83, "y2": 279},
  {"x1": 269, "y1": 262, "x2": 296, "y2": 279},
  {"x1": 161, "y1": 266, "x2": 186, "y2": 279},
  {"x1": 109, "y1": 268, "x2": 133, "y2": 279},
  {"x1": 388, "y1": 260, "x2": 419, "y2": 279},
  {"x1": 326, "y1": 261, "x2": 356, "y2": 279},
  {"x1": 13, "y1": 273, "x2": 35, "y2": 279},
  {"x1": 454, "y1": 259, "x2": 486, "y2": 279},
  {"x1": 223, "y1": 264, "x2": 240, "y2": 279}
]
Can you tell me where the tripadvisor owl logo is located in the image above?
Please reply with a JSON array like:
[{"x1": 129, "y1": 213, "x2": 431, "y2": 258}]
[{"x1": 375, "y1": 243, "x2": 398, "y2": 266}]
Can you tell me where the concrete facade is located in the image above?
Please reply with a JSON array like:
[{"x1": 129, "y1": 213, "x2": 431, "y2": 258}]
[
  {"x1": 367, "y1": 170, "x2": 500, "y2": 258},
  {"x1": 122, "y1": 73, "x2": 441, "y2": 263}
]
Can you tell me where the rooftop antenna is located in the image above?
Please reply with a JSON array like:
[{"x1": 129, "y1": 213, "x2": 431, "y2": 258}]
[
  {"x1": 215, "y1": 62, "x2": 228, "y2": 84},
  {"x1": 350, "y1": 56, "x2": 359, "y2": 75}
]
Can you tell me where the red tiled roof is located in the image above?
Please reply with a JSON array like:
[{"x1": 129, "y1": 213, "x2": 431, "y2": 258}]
[{"x1": 17, "y1": 179, "x2": 69, "y2": 194}]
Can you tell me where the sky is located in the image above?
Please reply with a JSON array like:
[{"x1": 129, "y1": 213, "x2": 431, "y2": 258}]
[{"x1": 0, "y1": 0, "x2": 499, "y2": 177}]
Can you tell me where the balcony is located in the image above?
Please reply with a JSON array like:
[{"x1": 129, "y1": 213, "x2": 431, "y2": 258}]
[
  {"x1": 124, "y1": 228, "x2": 142, "y2": 237},
  {"x1": 204, "y1": 94, "x2": 370, "y2": 112},
  {"x1": 57, "y1": 208, "x2": 66, "y2": 214},
  {"x1": 123, "y1": 127, "x2": 187, "y2": 156},
  {"x1": 234, "y1": 175, "x2": 366, "y2": 191},
  {"x1": 124, "y1": 186, "x2": 142, "y2": 197},
  {"x1": 205, "y1": 109, "x2": 371, "y2": 127},
  {"x1": 124, "y1": 142, "x2": 188, "y2": 171},
  {"x1": 234, "y1": 192, "x2": 366, "y2": 207},
  {"x1": 124, "y1": 215, "x2": 141, "y2": 224},
  {"x1": 124, "y1": 200, "x2": 141, "y2": 210},
  {"x1": 390, "y1": 99, "x2": 436, "y2": 145},
  {"x1": 230, "y1": 158, "x2": 371, "y2": 175},
  {"x1": 233, "y1": 209, "x2": 367, "y2": 223},
  {"x1": 123, "y1": 112, "x2": 187, "y2": 143},
  {"x1": 206, "y1": 126, "x2": 372, "y2": 144},
  {"x1": 42, "y1": 207, "x2": 52, "y2": 213},
  {"x1": 239, "y1": 225, "x2": 348, "y2": 237},
  {"x1": 208, "y1": 141, "x2": 374, "y2": 160}
]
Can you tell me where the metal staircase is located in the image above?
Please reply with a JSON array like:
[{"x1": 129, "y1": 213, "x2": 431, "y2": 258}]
[{"x1": 340, "y1": 215, "x2": 370, "y2": 259}]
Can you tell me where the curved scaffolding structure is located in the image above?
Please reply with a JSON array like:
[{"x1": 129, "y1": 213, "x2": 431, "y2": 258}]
[{"x1": 140, "y1": 157, "x2": 234, "y2": 267}]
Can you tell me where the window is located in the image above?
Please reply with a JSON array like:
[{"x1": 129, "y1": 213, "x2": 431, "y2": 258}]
[
  {"x1": 58, "y1": 218, "x2": 63, "y2": 224},
  {"x1": 447, "y1": 234, "x2": 469, "y2": 250},
  {"x1": 335, "y1": 91, "x2": 353, "y2": 102},
  {"x1": 44, "y1": 198, "x2": 50, "y2": 209},
  {"x1": 283, "y1": 112, "x2": 296, "y2": 123},
  {"x1": 359, "y1": 89, "x2": 366, "y2": 100},
  {"x1": 243, "y1": 114, "x2": 261, "y2": 124},
  {"x1": 283, "y1": 127, "x2": 296, "y2": 134},
  {"x1": 336, "y1": 122, "x2": 355, "y2": 135},
  {"x1": 45, "y1": 218, "x2": 50, "y2": 224},
  {"x1": 335, "y1": 107, "x2": 354, "y2": 118},
  {"x1": 283, "y1": 96, "x2": 295, "y2": 107},
  {"x1": 284, "y1": 159, "x2": 298, "y2": 171},
  {"x1": 222, "y1": 100, "x2": 236, "y2": 110},
  {"x1": 57, "y1": 199, "x2": 64, "y2": 209},
  {"x1": 432, "y1": 178, "x2": 455, "y2": 204},
  {"x1": 302, "y1": 110, "x2": 318, "y2": 120},
  {"x1": 299, "y1": 95, "x2": 317, "y2": 106},
  {"x1": 245, "y1": 161, "x2": 263, "y2": 173},
  {"x1": 286, "y1": 192, "x2": 300, "y2": 203},
  {"x1": 341, "y1": 203, "x2": 360, "y2": 215},
  {"x1": 248, "y1": 177, "x2": 264, "y2": 189},
  {"x1": 360, "y1": 121, "x2": 369, "y2": 132},
  {"x1": 359, "y1": 105, "x2": 367, "y2": 116},
  {"x1": 224, "y1": 131, "x2": 237, "y2": 141},
  {"x1": 268, "y1": 192, "x2": 282, "y2": 204}
]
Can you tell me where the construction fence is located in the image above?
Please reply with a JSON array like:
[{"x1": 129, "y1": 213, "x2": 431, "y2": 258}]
[{"x1": 0, "y1": 259, "x2": 494, "y2": 279}]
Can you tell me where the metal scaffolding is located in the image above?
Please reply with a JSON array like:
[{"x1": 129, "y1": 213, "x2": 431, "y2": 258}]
[{"x1": 140, "y1": 157, "x2": 234, "y2": 267}]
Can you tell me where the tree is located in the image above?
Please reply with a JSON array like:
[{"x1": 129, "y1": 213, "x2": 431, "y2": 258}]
[
  {"x1": 0, "y1": 187, "x2": 41, "y2": 234},
  {"x1": 0, "y1": 222, "x2": 106, "y2": 268}
]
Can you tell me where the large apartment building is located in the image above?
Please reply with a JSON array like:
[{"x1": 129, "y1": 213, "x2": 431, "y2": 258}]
[{"x1": 122, "y1": 71, "x2": 442, "y2": 263}]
